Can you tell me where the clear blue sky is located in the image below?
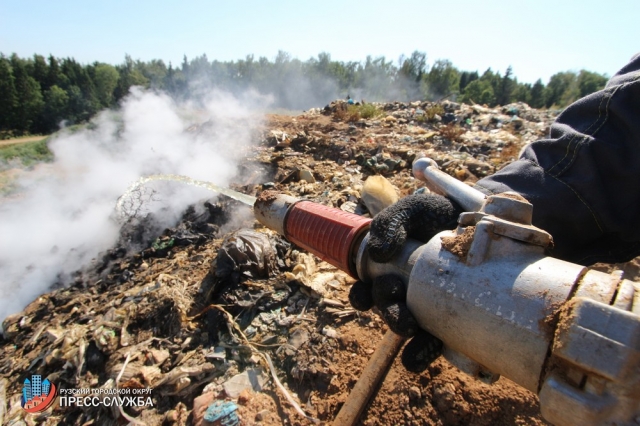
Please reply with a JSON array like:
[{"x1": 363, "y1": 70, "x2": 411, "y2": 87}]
[{"x1": 1, "y1": 0, "x2": 638, "y2": 84}]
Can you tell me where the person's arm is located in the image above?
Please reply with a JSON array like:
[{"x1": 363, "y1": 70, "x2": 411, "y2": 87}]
[{"x1": 476, "y1": 53, "x2": 640, "y2": 265}]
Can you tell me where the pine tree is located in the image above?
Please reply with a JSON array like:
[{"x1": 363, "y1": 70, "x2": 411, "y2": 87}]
[
  {"x1": 459, "y1": 71, "x2": 478, "y2": 93},
  {"x1": 10, "y1": 54, "x2": 44, "y2": 133},
  {"x1": 0, "y1": 56, "x2": 17, "y2": 131},
  {"x1": 32, "y1": 54, "x2": 49, "y2": 90},
  {"x1": 46, "y1": 55, "x2": 62, "y2": 89},
  {"x1": 512, "y1": 83, "x2": 532, "y2": 105},
  {"x1": 529, "y1": 79, "x2": 545, "y2": 108},
  {"x1": 496, "y1": 66, "x2": 516, "y2": 106}
]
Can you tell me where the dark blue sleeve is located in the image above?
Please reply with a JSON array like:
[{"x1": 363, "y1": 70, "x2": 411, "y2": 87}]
[{"x1": 476, "y1": 53, "x2": 640, "y2": 265}]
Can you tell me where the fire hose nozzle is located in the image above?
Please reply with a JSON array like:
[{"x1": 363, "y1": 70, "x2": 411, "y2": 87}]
[
  {"x1": 251, "y1": 184, "x2": 640, "y2": 426},
  {"x1": 254, "y1": 191, "x2": 371, "y2": 277}
]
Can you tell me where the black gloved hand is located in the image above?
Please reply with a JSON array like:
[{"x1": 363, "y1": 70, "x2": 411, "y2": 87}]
[
  {"x1": 368, "y1": 192, "x2": 462, "y2": 263},
  {"x1": 349, "y1": 193, "x2": 462, "y2": 372}
]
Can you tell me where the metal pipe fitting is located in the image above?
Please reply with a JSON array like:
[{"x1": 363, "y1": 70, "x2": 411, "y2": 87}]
[{"x1": 412, "y1": 157, "x2": 485, "y2": 212}]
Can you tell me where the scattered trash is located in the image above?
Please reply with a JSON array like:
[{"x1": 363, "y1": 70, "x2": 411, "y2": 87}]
[
  {"x1": 299, "y1": 168, "x2": 316, "y2": 183},
  {"x1": 3, "y1": 98, "x2": 612, "y2": 425},
  {"x1": 361, "y1": 175, "x2": 399, "y2": 216},
  {"x1": 322, "y1": 326, "x2": 339, "y2": 339},
  {"x1": 204, "y1": 400, "x2": 239, "y2": 426},
  {"x1": 215, "y1": 230, "x2": 277, "y2": 281},
  {"x1": 204, "y1": 346, "x2": 227, "y2": 361},
  {"x1": 223, "y1": 368, "x2": 267, "y2": 398},
  {"x1": 288, "y1": 328, "x2": 310, "y2": 349}
]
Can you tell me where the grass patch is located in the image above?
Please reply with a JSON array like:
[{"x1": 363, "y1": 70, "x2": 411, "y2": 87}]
[
  {"x1": 356, "y1": 103, "x2": 383, "y2": 119},
  {"x1": 439, "y1": 123, "x2": 465, "y2": 142},
  {"x1": 0, "y1": 172, "x2": 17, "y2": 195},
  {"x1": 335, "y1": 103, "x2": 384, "y2": 122},
  {"x1": 0, "y1": 138, "x2": 54, "y2": 167},
  {"x1": 424, "y1": 104, "x2": 445, "y2": 121},
  {"x1": 415, "y1": 104, "x2": 445, "y2": 124}
]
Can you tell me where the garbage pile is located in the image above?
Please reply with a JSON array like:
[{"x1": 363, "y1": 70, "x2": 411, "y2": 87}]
[{"x1": 2, "y1": 99, "x2": 639, "y2": 425}]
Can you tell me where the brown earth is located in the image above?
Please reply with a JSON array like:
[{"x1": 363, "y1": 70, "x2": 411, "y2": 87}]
[
  {"x1": 0, "y1": 135, "x2": 47, "y2": 147},
  {"x1": 2, "y1": 101, "x2": 637, "y2": 425}
]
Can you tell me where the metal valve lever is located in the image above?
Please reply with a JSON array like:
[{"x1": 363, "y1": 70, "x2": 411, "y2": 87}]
[{"x1": 412, "y1": 157, "x2": 486, "y2": 212}]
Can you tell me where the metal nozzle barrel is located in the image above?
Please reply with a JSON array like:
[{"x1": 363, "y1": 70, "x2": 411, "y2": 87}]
[
  {"x1": 254, "y1": 192, "x2": 371, "y2": 277},
  {"x1": 412, "y1": 157, "x2": 486, "y2": 212}
]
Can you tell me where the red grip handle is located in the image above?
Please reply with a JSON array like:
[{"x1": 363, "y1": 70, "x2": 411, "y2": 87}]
[{"x1": 285, "y1": 201, "x2": 371, "y2": 277}]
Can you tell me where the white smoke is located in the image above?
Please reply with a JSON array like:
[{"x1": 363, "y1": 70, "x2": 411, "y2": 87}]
[{"x1": 0, "y1": 87, "x2": 268, "y2": 324}]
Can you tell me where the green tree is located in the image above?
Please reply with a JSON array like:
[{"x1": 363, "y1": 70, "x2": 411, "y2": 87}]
[
  {"x1": 314, "y1": 52, "x2": 331, "y2": 75},
  {"x1": 32, "y1": 54, "x2": 49, "y2": 90},
  {"x1": 40, "y1": 85, "x2": 69, "y2": 132},
  {"x1": 138, "y1": 59, "x2": 167, "y2": 90},
  {"x1": 396, "y1": 51, "x2": 427, "y2": 99},
  {"x1": 65, "y1": 85, "x2": 86, "y2": 122},
  {"x1": 577, "y1": 70, "x2": 607, "y2": 98},
  {"x1": 496, "y1": 66, "x2": 516, "y2": 106},
  {"x1": 560, "y1": 80, "x2": 581, "y2": 106},
  {"x1": 10, "y1": 54, "x2": 44, "y2": 133},
  {"x1": 114, "y1": 55, "x2": 149, "y2": 101},
  {"x1": 458, "y1": 68, "x2": 501, "y2": 106},
  {"x1": 529, "y1": 79, "x2": 545, "y2": 108},
  {"x1": 46, "y1": 55, "x2": 63, "y2": 89},
  {"x1": 459, "y1": 71, "x2": 478, "y2": 93},
  {"x1": 354, "y1": 55, "x2": 397, "y2": 101},
  {"x1": 511, "y1": 82, "x2": 532, "y2": 105},
  {"x1": 399, "y1": 51, "x2": 427, "y2": 82},
  {"x1": 544, "y1": 71, "x2": 577, "y2": 108},
  {"x1": 422, "y1": 59, "x2": 460, "y2": 100},
  {"x1": 188, "y1": 54, "x2": 212, "y2": 86},
  {"x1": 0, "y1": 49, "x2": 614, "y2": 131},
  {"x1": 164, "y1": 63, "x2": 187, "y2": 98},
  {"x1": 60, "y1": 57, "x2": 100, "y2": 116},
  {"x1": 460, "y1": 79, "x2": 495, "y2": 105},
  {"x1": 0, "y1": 56, "x2": 17, "y2": 131},
  {"x1": 92, "y1": 63, "x2": 119, "y2": 107},
  {"x1": 479, "y1": 68, "x2": 502, "y2": 96}
]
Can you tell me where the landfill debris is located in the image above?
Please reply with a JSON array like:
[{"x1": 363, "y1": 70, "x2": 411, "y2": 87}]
[
  {"x1": 2, "y1": 99, "x2": 638, "y2": 425},
  {"x1": 361, "y1": 175, "x2": 400, "y2": 216},
  {"x1": 215, "y1": 230, "x2": 277, "y2": 281},
  {"x1": 223, "y1": 368, "x2": 267, "y2": 398},
  {"x1": 288, "y1": 328, "x2": 310, "y2": 349},
  {"x1": 192, "y1": 392, "x2": 217, "y2": 426},
  {"x1": 322, "y1": 326, "x2": 339, "y2": 339},
  {"x1": 298, "y1": 169, "x2": 316, "y2": 183},
  {"x1": 204, "y1": 400, "x2": 239, "y2": 426}
]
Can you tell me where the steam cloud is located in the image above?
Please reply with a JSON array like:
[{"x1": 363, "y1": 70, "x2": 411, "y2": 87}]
[{"x1": 0, "y1": 88, "x2": 268, "y2": 324}]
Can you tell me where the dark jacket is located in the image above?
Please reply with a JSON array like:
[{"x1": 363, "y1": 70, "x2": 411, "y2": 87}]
[{"x1": 476, "y1": 53, "x2": 640, "y2": 265}]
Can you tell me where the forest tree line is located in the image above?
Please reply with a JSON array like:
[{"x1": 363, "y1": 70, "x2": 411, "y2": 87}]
[{"x1": 0, "y1": 50, "x2": 608, "y2": 136}]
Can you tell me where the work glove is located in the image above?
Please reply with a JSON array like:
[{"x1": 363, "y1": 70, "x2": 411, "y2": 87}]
[{"x1": 349, "y1": 193, "x2": 462, "y2": 372}]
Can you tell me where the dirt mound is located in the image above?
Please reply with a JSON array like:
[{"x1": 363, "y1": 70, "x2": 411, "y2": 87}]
[{"x1": 4, "y1": 99, "x2": 634, "y2": 425}]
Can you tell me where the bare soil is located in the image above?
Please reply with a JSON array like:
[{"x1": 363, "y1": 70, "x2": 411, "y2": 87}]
[
  {"x1": 0, "y1": 135, "x2": 47, "y2": 147},
  {"x1": 4, "y1": 102, "x2": 637, "y2": 425}
]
